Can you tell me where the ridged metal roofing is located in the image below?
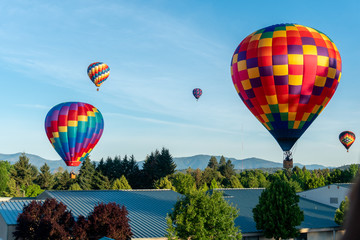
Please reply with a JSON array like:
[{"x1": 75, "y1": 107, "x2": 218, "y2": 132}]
[
  {"x1": 0, "y1": 200, "x2": 42, "y2": 225},
  {"x1": 217, "y1": 188, "x2": 339, "y2": 233},
  {"x1": 37, "y1": 189, "x2": 181, "y2": 239},
  {"x1": 0, "y1": 189, "x2": 339, "y2": 238}
]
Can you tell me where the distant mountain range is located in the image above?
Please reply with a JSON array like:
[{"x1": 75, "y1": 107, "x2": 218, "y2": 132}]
[{"x1": 0, "y1": 153, "x2": 328, "y2": 172}]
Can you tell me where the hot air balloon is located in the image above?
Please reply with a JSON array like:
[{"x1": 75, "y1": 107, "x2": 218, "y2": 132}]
[
  {"x1": 87, "y1": 62, "x2": 110, "y2": 91},
  {"x1": 339, "y1": 131, "x2": 355, "y2": 152},
  {"x1": 45, "y1": 102, "x2": 104, "y2": 167},
  {"x1": 193, "y1": 88, "x2": 202, "y2": 101},
  {"x1": 230, "y1": 23, "x2": 341, "y2": 168}
]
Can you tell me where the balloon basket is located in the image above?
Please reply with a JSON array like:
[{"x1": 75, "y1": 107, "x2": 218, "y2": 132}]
[
  {"x1": 97, "y1": 88, "x2": 99, "y2": 91},
  {"x1": 283, "y1": 151, "x2": 293, "y2": 169}
]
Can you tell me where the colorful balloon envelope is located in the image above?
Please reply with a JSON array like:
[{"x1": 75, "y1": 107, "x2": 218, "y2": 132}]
[
  {"x1": 231, "y1": 23, "x2": 341, "y2": 153},
  {"x1": 339, "y1": 131, "x2": 355, "y2": 152},
  {"x1": 45, "y1": 102, "x2": 104, "y2": 167},
  {"x1": 87, "y1": 62, "x2": 110, "y2": 91},
  {"x1": 193, "y1": 88, "x2": 202, "y2": 101}
]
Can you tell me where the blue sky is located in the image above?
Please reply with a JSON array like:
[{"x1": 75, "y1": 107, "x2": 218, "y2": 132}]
[{"x1": 0, "y1": 0, "x2": 359, "y2": 167}]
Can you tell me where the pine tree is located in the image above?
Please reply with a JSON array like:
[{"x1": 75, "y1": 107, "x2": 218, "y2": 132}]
[
  {"x1": 11, "y1": 153, "x2": 37, "y2": 187},
  {"x1": 253, "y1": 179, "x2": 304, "y2": 240},
  {"x1": 207, "y1": 156, "x2": 218, "y2": 170},
  {"x1": 126, "y1": 155, "x2": 141, "y2": 189},
  {"x1": 69, "y1": 183, "x2": 82, "y2": 190},
  {"x1": 0, "y1": 161, "x2": 10, "y2": 195},
  {"x1": 142, "y1": 150, "x2": 161, "y2": 188},
  {"x1": 77, "y1": 156, "x2": 95, "y2": 190},
  {"x1": 54, "y1": 171, "x2": 73, "y2": 190},
  {"x1": 154, "y1": 176, "x2": 175, "y2": 190},
  {"x1": 36, "y1": 163, "x2": 54, "y2": 190},
  {"x1": 3, "y1": 178, "x2": 22, "y2": 197},
  {"x1": 91, "y1": 171, "x2": 111, "y2": 190},
  {"x1": 112, "y1": 175, "x2": 132, "y2": 190},
  {"x1": 210, "y1": 178, "x2": 219, "y2": 189},
  {"x1": 171, "y1": 173, "x2": 196, "y2": 194},
  {"x1": 158, "y1": 147, "x2": 176, "y2": 177}
]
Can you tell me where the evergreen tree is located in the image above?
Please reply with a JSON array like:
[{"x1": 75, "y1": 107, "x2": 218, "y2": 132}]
[
  {"x1": 69, "y1": 183, "x2": 82, "y2": 190},
  {"x1": 112, "y1": 155, "x2": 123, "y2": 180},
  {"x1": 11, "y1": 153, "x2": 37, "y2": 188},
  {"x1": 91, "y1": 171, "x2": 111, "y2": 190},
  {"x1": 0, "y1": 161, "x2": 10, "y2": 195},
  {"x1": 210, "y1": 178, "x2": 219, "y2": 189},
  {"x1": 142, "y1": 150, "x2": 161, "y2": 188},
  {"x1": 112, "y1": 175, "x2": 132, "y2": 190},
  {"x1": 77, "y1": 156, "x2": 95, "y2": 190},
  {"x1": 158, "y1": 147, "x2": 176, "y2": 177},
  {"x1": 335, "y1": 196, "x2": 349, "y2": 225},
  {"x1": 154, "y1": 176, "x2": 175, "y2": 190},
  {"x1": 3, "y1": 178, "x2": 22, "y2": 197},
  {"x1": 166, "y1": 190, "x2": 241, "y2": 239},
  {"x1": 230, "y1": 175, "x2": 243, "y2": 188},
  {"x1": 36, "y1": 163, "x2": 54, "y2": 190},
  {"x1": 126, "y1": 155, "x2": 142, "y2": 189},
  {"x1": 253, "y1": 179, "x2": 304, "y2": 240},
  {"x1": 96, "y1": 158, "x2": 106, "y2": 174},
  {"x1": 54, "y1": 171, "x2": 73, "y2": 190},
  {"x1": 207, "y1": 156, "x2": 218, "y2": 170}
]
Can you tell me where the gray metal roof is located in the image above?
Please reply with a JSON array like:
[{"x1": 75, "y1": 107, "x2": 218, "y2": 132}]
[
  {"x1": 37, "y1": 189, "x2": 181, "y2": 239},
  {"x1": 217, "y1": 188, "x2": 339, "y2": 233},
  {"x1": 0, "y1": 188, "x2": 340, "y2": 238},
  {"x1": 0, "y1": 200, "x2": 42, "y2": 225}
]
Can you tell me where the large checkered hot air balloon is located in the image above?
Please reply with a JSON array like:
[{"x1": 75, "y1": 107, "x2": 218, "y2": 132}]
[
  {"x1": 339, "y1": 131, "x2": 355, "y2": 152},
  {"x1": 45, "y1": 102, "x2": 104, "y2": 167},
  {"x1": 230, "y1": 23, "x2": 341, "y2": 168},
  {"x1": 87, "y1": 62, "x2": 110, "y2": 91}
]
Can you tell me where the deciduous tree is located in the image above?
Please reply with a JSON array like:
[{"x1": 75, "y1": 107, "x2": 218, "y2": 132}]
[
  {"x1": 166, "y1": 190, "x2": 241, "y2": 239},
  {"x1": 252, "y1": 179, "x2": 304, "y2": 240}
]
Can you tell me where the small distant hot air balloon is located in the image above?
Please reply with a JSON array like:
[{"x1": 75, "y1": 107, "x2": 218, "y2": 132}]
[
  {"x1": 339, "y1": 131, "x2": 355, "y2": 152},
  {"x1": 45, "y1": 102, "x2": 104, "y2": 167},
  {"x1": 193, "y1": 88, "x2": 202, "y2": 101},
  {"x1": 231, "y1": 23, "x2": 341, "y2": 168},
  {"x1": 87, "y1": 62, "x2": 110, "y2": 91}
]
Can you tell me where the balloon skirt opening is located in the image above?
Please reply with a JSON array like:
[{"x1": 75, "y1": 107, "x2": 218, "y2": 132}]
[{"x1": 66, "y1": 161, "x2": 82, "y2": 167}]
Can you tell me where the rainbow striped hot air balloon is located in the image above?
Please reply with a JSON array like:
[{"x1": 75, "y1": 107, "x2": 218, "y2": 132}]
[
  {"x1": 45, "y1": 102, "x2": 104, "y2": 167},
  {"x1": 230, "y1": 23, "x2": 341, "y2": 168},
  {"x1": 87, "y1": 62, "x2": 110, "y2": 91},
  {"x1": 339, "y1": 131, "x2": 355, "y2": 152}
]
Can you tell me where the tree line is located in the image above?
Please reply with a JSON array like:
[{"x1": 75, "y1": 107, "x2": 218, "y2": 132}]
[{"x1": 0, "y1": 149, "x2": 359, "y2": 197}]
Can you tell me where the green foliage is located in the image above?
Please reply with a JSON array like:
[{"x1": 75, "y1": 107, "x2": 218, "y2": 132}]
[
  {"x1": 210, "y1": 178, "x2": 219, "y2": 189},
  {"x1": 0, "y1": 161, "x2": 10, "y2": 195},
  {"x1": 91, "y1": 171, "x2": 111, "y2": 190},
  {"x1": 171, "y1": 173, "x2": 196, "y2": 194},
  {"x1": 166, "y1": 190, "x2": 242, "y2": 240},
  {"x1": 3, "y1": 178, "x2": 23, "y2": 197},
  {"x1": 25, "y1": 184, "x2": 44, "y2": 197},
  {"x1": 11, "y1": 153, "x2": 37, "y2": 187},
  {"x1": 77, "y1": 156, "x2": 95, "y2": 190},
  {"x1": 69, "y1": 183, "x2": 82, "y2": 190},
  {"x1": 230, "y1": 176, "x2": 243, "y2": 188},
  {"x1": 207, "y1": 156, "x2": 218, "y2": 170},
  {"x1": 253, "y1": 179, "x2": 304, "y2": 240},
  {"x1": 154, "y1": 176, "x2": 175, "y2": 190},
  {"x1": 335, "y1": 196, "x2": 349, "y2": 225},
  {"x1": 54, "y1": 171, "x2": 73, "y2": 190},
  {"x1": 36, "y1": 163, "x2": 54, "y2": 190},
  {"x1": 112, "y1": 175, "x2": 132, "y2": 190}
]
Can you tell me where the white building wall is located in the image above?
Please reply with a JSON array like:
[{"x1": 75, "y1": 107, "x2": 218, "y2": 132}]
[
  {"x1": 0, "y1": 214, "x2": 7, "y2": 240},
  {"x1": 308, "y1": 231, "x2": 333, "y2": 240},
  {"x1": 298, "y1": 184, "x2": 351, "y2": 208}
]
